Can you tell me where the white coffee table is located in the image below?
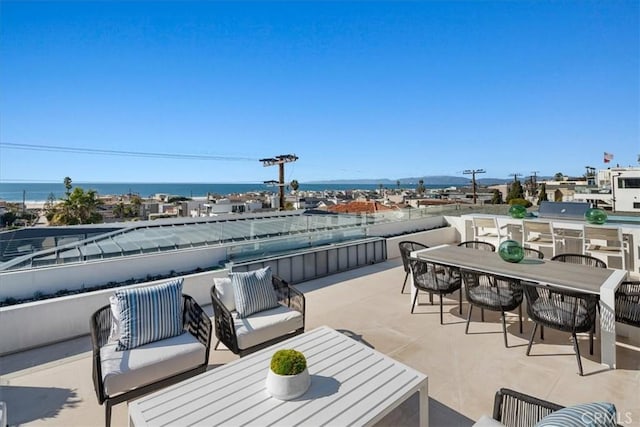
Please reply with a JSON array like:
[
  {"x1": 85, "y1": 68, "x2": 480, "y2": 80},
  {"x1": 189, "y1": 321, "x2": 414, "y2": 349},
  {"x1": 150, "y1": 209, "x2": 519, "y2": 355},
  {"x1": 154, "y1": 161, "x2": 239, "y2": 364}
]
[{"x1": 129, "y1": 326, "x2": 429, "y2": 426}]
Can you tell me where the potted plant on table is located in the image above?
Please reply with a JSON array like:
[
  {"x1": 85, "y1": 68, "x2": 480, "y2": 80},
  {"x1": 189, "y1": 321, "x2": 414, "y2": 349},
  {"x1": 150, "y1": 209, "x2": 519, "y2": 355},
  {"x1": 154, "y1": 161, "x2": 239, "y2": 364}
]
[{"x1": 265, "y1": 349, "x2": 310, "y2": 400}]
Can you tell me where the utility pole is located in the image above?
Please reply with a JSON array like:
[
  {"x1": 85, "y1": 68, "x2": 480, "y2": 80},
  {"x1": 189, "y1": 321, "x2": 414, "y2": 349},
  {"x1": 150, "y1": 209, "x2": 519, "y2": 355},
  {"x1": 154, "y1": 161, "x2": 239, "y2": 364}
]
[
  {"x1": 527, "y1": 171, "x2": 539, "y2": 197},
  {"x1": 611, "y1": 172, "x2": 622, "y2": 213},
  {"x1": 509, "y1": 173, "x2": 523, "y2": 182},
  {"x1": 463, "y1": 169, "x2": 485, "y2": 204},
  {"x1": 259, "y1": 154, "x2": 298, "y2": 210}
]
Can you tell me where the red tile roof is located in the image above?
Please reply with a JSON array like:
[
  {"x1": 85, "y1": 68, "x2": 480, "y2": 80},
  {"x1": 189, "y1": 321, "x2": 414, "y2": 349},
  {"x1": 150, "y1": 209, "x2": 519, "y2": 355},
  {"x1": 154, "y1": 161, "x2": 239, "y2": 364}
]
[{"x1": 326, "y1": 201, "x2": 396, "y2": 214}]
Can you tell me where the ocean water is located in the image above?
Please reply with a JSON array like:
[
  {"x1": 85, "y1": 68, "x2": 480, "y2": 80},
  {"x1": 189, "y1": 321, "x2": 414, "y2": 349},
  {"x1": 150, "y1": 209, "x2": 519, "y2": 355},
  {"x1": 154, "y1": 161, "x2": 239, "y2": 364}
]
[{"x1": 0, "y1": 182, "x2": 442, "y2": 202}]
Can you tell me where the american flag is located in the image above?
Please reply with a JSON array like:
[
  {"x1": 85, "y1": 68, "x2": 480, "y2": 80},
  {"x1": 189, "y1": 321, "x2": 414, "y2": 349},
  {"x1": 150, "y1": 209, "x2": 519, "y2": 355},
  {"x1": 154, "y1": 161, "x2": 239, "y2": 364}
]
[{"x1": 604, "y1": 152, "x2": 614, "y2": 163}]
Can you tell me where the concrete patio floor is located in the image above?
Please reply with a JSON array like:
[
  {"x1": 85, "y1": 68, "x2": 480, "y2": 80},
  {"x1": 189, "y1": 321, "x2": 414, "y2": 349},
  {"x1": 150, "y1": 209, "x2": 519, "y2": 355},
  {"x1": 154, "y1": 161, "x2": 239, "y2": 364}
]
[{"x1": 1, "y1": 260, "x2": 639, "y2": 426}]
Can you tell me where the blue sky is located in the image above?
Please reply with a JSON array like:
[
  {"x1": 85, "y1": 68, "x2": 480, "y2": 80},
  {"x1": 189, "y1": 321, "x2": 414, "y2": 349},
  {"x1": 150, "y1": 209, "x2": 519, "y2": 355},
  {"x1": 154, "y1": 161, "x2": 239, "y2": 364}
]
[{"x1": 1, "y1": 1, "x2": 638, "y2": 183}]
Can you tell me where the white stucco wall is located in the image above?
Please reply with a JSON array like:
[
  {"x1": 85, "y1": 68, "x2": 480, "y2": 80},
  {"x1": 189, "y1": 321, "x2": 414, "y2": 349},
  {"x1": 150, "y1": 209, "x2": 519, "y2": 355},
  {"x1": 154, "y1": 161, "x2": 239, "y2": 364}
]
[{"x1": 0, "y1": 269, "x2": 228, "y2": 356}]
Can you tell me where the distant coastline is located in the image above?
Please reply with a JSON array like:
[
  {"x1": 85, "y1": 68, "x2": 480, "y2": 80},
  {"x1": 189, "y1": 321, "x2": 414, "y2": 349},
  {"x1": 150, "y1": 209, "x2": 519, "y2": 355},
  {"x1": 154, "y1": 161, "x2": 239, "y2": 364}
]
[{"x1": 0, "y1": 182, "x2": 449, "y2": 203}]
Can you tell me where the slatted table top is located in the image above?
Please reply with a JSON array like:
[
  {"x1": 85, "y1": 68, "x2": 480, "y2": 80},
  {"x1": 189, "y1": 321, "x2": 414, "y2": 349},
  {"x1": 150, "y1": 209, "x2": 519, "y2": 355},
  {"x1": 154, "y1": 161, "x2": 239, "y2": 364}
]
[
  {"x1": 128, "y1": 326, "x2": 429, "y2": 427},
  {"x1": 415, "y1": 244, "x2": 619, "y2": 294}
]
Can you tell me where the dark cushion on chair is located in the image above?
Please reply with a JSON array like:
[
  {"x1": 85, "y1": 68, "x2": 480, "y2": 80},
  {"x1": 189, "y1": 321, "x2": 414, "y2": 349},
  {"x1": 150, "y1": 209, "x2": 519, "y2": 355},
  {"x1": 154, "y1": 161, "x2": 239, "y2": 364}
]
[
  {"x1": 468, "y1": 286, "x2": 519, "y2": 308},
  {"x1": 530, "y1": 300, "x2": 589, "y2": 329}
]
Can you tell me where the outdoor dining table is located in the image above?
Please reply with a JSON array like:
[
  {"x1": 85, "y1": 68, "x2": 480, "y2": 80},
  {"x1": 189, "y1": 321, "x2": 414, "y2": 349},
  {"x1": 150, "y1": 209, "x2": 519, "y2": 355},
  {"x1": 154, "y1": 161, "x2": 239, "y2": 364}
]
[{"x1": 411, "y1": 244, "x2": 628, "y2": 369}]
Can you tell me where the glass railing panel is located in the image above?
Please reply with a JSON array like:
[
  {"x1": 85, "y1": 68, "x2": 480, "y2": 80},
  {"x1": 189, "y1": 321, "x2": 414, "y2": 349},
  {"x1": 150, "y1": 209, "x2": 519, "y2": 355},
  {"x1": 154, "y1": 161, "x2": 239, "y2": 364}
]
[
  {"x1": 32, "y1": 253, "x2": 57, "y2": 267},
  {"x1": 59, "y1": 248, "x2": 82, "y2": 263},
  {"x1": 111, "y1": 233, "x2": 142, "y2": 253},
  {"x1": 79, "y1": 242, "x2": 102, "y2": 258},
  {"x1": 96, "y1": 239, "x2": 123, "y2": 257}
]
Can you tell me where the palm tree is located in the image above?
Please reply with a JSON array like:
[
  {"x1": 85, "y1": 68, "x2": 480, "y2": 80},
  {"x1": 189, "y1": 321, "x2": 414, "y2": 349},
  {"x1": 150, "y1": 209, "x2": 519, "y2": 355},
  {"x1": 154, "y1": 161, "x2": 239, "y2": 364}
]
[
  {"x1": 113, "y1": 202, "x2": 125, "y2": 219},
  {"x1": 63, "y1": 176, "x2": 72, "y2": 197},
  {"x1": 50, "y1": 180, "x2": 103, "y2": 225},
  {"x1": 290, "y1": 180, "x2": 299, "y2": 192},
  {"x1": 416, "y1": 179, "x2": 426, "y2": 195}
]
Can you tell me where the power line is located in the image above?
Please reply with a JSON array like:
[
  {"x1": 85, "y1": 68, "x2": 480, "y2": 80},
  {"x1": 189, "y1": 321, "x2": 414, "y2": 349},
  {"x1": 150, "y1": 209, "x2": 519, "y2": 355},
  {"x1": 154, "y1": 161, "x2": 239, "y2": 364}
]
[{"x1": 0, "y1": 142, "x2": 258, "y2": 162}]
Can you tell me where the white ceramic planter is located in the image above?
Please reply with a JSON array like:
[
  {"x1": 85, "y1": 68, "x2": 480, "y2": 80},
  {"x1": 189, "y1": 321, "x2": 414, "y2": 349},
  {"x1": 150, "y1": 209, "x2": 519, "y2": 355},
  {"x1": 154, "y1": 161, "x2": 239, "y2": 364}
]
[{"x1": 265, "y1": 367, "x2": 311, "y2": 400}]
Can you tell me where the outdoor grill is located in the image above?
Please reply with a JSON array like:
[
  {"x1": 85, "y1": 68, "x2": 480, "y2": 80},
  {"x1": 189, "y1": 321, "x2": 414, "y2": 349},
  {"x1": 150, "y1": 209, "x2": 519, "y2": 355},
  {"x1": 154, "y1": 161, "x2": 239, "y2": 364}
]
[{"x1": 537, "y1": 201, "x2": 591, "y2": 220}]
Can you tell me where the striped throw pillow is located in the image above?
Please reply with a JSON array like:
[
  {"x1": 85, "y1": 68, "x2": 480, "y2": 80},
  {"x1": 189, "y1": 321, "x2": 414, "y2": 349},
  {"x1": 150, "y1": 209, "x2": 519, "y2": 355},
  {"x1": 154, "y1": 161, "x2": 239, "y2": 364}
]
[
  {"x1": 231, "y1": 267, "x2": 279, "y2": 318},
  {"x1": 115, "y1": 278, "x2": 184, "y2": 351},
  {"x1": 535, "y1": 402, "x2": 617, "y2": 427}
]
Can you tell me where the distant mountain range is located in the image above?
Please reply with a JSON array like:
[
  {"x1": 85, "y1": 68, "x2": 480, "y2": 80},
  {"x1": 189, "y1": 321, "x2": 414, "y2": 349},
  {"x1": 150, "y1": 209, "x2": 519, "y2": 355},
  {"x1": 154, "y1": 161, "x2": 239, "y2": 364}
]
[{"x1": 305, "y1": 176, "x2": 523, "y2": 186}]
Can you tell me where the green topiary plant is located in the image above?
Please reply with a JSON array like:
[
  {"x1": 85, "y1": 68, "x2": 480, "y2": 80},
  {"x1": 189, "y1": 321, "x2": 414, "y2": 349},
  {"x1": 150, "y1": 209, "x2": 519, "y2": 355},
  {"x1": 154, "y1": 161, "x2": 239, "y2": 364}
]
[
  {"x1": 508, "y1": 198, "x2": 533, "y2": 208},
  {"x1": 270, "y1": 349, "x2": 307, "y2": 376}
]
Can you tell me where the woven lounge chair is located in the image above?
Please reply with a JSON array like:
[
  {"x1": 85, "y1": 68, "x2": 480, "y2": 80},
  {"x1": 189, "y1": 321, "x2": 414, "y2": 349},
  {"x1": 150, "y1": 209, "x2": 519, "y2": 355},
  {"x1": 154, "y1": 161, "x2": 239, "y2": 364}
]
[
  {"x1": 210, "y1": 273, "x2": 305, "y2": 357},
  {"x1": 492, "y1": 388, "x2": 563, "y2": 426},
  {"x1": 91, "y1": 294, "x2": 211, "y2": 427},
  {"x1": 615, "y1": 281, "x2": 640, "y2": 328},
  {"x1": 489, "y1": 388, "x2": 621, "y2": 427}
]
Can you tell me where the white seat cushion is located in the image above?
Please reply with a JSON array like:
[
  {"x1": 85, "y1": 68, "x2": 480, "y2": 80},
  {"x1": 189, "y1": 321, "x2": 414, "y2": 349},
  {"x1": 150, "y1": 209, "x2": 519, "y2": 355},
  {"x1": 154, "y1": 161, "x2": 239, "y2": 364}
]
[
  {"x1": 234, "y1": 305, "x2": 304, "y2": 350},
  {"x1": 214, "y1": 277, "x2": 236, "y2": 312},
  {"x1": 101, "y1": 332, "x2": 206, "y2": 396},
  {"x1": 473, "y1": 415, "x2": 506, "y2": 427}
]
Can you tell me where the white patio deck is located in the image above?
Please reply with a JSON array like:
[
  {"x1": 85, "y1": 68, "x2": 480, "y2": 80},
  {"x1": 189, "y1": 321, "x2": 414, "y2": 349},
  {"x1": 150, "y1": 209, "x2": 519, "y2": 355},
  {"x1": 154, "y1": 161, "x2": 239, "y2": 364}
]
[{"x1": 1, "y1": 260, "x2": 639, "y2": 426}]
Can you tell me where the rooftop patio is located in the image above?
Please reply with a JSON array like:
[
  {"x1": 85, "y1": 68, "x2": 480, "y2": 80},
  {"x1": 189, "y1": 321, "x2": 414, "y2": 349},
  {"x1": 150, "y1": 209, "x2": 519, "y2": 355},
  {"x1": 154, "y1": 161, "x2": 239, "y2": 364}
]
[{"x1": 2, "y1": 259, "x2": 639, "y2": 426}]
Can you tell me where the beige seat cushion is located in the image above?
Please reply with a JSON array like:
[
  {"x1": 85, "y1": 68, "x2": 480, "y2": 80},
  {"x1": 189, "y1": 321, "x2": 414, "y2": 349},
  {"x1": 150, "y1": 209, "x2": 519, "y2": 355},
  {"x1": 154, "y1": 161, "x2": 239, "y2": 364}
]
[
  {"x1": 526, "y1": 235, "x2": 553, "y2": 244},
  {"x1": 473, "y1": 415, "x2": 505, "y2": 427},
  {"x1": 234, "y1": 304, "x2": 304, "y2": 350},
  {"x1": 101, "y1": 332, "x2": 206, "y2": 396},
  {"x1": 586, "y1": 244, "x2": 621, "y2": 252}
]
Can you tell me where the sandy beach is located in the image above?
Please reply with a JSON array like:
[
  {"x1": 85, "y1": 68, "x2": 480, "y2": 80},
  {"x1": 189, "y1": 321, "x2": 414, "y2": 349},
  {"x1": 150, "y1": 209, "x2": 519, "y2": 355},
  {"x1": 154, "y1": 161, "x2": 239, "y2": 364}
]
[{"x1": 24, "y1": 202, "x2": 46, "y2": 210}]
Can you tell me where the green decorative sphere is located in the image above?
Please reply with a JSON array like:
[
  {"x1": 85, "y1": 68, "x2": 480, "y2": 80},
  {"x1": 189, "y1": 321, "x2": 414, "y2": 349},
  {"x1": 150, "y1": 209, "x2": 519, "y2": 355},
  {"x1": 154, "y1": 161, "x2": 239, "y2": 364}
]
[
  {"x1": 584, "y1": 208, "x2": 607, "y2": 225},
  {"x1": 498, "y1": 240, "x2": 525, "y2": 263},
  {"x1": 508, "y1": 204, "x2": 527, "y2": 219}
]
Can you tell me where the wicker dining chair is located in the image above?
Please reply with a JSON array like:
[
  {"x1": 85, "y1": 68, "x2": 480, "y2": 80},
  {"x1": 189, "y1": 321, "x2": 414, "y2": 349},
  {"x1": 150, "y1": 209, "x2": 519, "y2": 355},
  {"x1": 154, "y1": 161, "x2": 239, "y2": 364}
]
[
  {"x1": 545, "y1": 253, "x2": 606, "y2": 342},
  {"x1": 457, "y1": 240, "x2": 496, "y2": 252},
  {"x1": 522, "y1": 283, "x2": 598, "y2": 376},
  {"x1": 551, "y1": 253, "x2": 607, "y2": 268},
  {"x1": 615, "y1": 281, "x2": 640, "y2": 328},
  {"x1": 398, "y1": 241, "x2": 429, "y2": 294},
  {"x1": 460, "y1": 268, "x2": 523, "y2": 347},
  {"x1": 523, "y1": 247, "x2": 544, "y2": 259},
  {"x1": 409, "y1": 258, "x2": 462, "y2": 324}
]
